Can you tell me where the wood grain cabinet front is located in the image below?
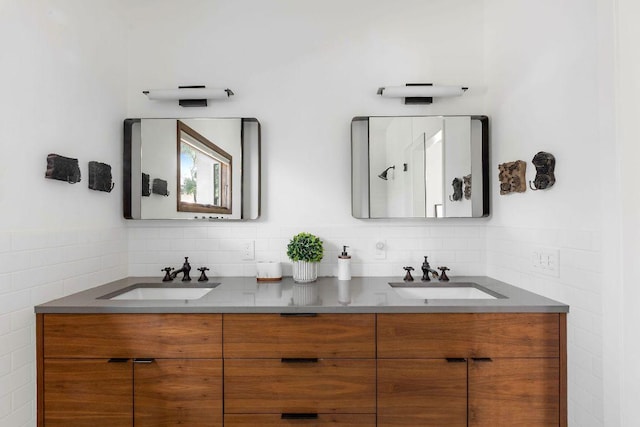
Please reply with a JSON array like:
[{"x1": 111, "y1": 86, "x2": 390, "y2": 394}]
[
  {"x1": 37, "y1": 314, "x2": 223, "y2": 427},
  {"x1": 376, "y1": 313, "x2": 566, "y2": 427},
  {"x1": 223, "y1": 313, "x2": 375, "y2": 358},
  {"x1": 223, "y1": 313, "x2": 377, "y2": 424},
  {"x1": 224, "y1": 414, "x2": 377, "y2": 427}
]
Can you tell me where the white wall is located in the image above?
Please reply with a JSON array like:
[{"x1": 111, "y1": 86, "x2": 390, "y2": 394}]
[
  {"x1": 125, "y1": 0, "x2": 489, "y2": 278},
  {"x1": 483, "y1": 0, "x2": 607, "y2": 425},
  {"x1": 0, "y1": 1, "x2": 128, "y2": 426},
  {"x1": 613, "y1": 0, "x2": 640, "y2": 424}
]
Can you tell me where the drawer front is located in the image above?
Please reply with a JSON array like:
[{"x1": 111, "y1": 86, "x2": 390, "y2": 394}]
[
  {"x1": 224, "y1": 359, "x2": 376, "y2": 414},
  {"x1": 225, "y1": 414, "x2": 376, "y2": 427},
  {"x1": 44, "y1": 314, "x2": 222, "y2": 358},
  {"x1": 377, "y1": 313, "x2": 559, "y2": 358},
  {"x1": 223, "y1": 314, "x2": 375, "y2": 358}
]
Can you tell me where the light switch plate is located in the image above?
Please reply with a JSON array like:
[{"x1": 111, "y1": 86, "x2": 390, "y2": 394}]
[{"x1": 531, "y1": 247, "x2": 560, "y2": 277}]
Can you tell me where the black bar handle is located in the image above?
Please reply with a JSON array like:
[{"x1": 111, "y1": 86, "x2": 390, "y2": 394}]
[
  {"x1": 472, "y1": 357, "x2": 493, "y2": 362},
  {"x1": 133, "y1": 358, "x2": 155, "y2": 364},
  {"x1": 281, "y1": 358, "x2": 319, "y2": 363},
  {"x1": 446, "y1": 358, "x2": 467, "y2": 363},
  {"x1": 281, "y1": 413, "x2": 319, "y2": 420},
  {"x1": 280, "y1": 313, "x2": 318, "y2": 317},
  {"x1": 108, "y1": 358, "x2": 129, "y2": 363}
]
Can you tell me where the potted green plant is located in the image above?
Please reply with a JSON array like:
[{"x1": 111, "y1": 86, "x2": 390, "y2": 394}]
[{"x1": 287, "y1": 232, "x2": 324, "y2": 283}]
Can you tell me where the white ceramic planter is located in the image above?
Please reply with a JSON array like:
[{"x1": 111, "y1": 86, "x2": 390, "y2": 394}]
[{"x1": 292, "y1": 261, "x2": 318, "y2": 283}]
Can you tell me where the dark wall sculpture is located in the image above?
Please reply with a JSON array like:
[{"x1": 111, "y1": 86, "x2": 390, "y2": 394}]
[
  {"x1": 45, "y1": 154, "x2": 81, "y2": 184},
  {"x1": 88, "y1": 161, "x2": 114, "y2": 192},
  {"x1": 530, "y1": 151, "x2": 556, "y2": 190}
]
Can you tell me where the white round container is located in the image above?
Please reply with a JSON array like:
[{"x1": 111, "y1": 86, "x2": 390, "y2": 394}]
[{"x1": 292, "y1": 261, "x2": 318, "y2": 283}]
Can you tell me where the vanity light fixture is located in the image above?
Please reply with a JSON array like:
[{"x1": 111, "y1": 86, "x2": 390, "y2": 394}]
[
  {"x1": 377, "y1": 83, "x2": 468, "y2": 104},
  {"x1": 142, "y1": 85, "x2": 234, "y2": 107},
  {"x1": 378, "y1": 165, "x2": 395, "y2": 180}
]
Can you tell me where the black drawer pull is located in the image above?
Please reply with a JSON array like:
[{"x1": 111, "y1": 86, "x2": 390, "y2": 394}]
[
  {"x1": 107, "y1": 358, "x2": 129, "y2": 363},
  {"x1": 133, "y1": 358, "x2": 155, "y2": 364},
  {"x1": 472, "y1": 357, "x2": 493, "y2": 362},
  {"x1": 446, "y1": 358, "x2": 467, "y2": 363},
  {"x1": 281, "y1": 358, "x2": 319, "y2": 363},
  {"x1": 280, "y1": 313, "x2": 318, "y2": 317},
  {"x1": 281, "y1": 413, "x2": 319, "y2": 420}
]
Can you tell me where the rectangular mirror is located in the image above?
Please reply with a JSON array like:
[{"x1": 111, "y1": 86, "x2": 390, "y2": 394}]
[
  {"x1": 124, "y1": 118, "x2": 260, "y2": 220},
  {"x1": 352, "y1": 115, "x2": 488, "y2": 219}
]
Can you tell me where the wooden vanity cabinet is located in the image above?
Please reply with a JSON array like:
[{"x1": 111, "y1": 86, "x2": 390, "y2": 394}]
[
  {"x1": 37, "y1": 314, "x2": 223, "y2": 427},
  {"x1": 223, "y1": 314, "x2": 376, "y2": 427},
  {"x1": 38, "y1": 311, "x2": 566, "y2": 427},
  {"x1": 377, "y1": 313, "x2": 566, "y2": 427}
]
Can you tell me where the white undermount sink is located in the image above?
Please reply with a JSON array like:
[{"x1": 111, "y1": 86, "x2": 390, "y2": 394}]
[
  {"x1": 389, "y1": 282, "x2": 503, "y2": 300},
  {"x1": 99, "y1": 283, "x2": 220, "y2": 300}
]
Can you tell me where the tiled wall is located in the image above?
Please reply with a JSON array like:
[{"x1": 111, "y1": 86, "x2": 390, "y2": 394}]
[
  {"x1": 0, "y1": 228, "x2": 127, "y2": 427},
  {"x1": 485, "y1": 225, "x2": 603, "y2": 427},
  {"x1": 127, "y1": 223, "x2": 487, "y2": 279}
]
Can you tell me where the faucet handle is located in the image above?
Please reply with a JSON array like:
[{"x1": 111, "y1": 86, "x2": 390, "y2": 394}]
[
  {"x1": 161, "y1": 267, "x2": 174, "y2": 282},
  {"x1": 197, "y1": 267, "x2": 210, "y2": 282},
  {"x1": 438, "y1": 266, "x2": 450, "y2": 282},
  {"x1": 403, "y1": 266, "x2": 415, "y2": 282}
]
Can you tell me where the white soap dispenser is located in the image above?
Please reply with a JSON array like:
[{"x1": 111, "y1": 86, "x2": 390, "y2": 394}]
[{"x1": 338, "y1": 246, "x2": 351, "y2": 280}]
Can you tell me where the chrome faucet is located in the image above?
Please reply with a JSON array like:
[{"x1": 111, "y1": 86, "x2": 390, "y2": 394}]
[
  {"x1": 169, "y1": 257, "x2": 192, "y2": 282},
  {"x1": 421, "y1": 256, "x2": 439, "y2": 281}
]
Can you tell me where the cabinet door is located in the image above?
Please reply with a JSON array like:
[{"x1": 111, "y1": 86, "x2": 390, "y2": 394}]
[
  {"x1": 134, "y1": 359, "x2": 223, "y2": 427},
  {"x1": 44, "y1": 359, "x2": 133, "y2": 427},
  {"x1": 377, "y1": 359, "x2": 467, "y2": 427},
  {"x1": 469, "y1": 358, "x2": 560, "y2": 426}
]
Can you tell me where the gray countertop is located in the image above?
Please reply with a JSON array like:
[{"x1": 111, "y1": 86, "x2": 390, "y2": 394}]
[{"x1": 34, "y1": 276, "x2": 569, "y2": 314}]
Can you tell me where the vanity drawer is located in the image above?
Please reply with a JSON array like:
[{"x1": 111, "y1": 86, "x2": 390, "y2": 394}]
[
  {"x1": 377, "y1": 313, "x2": 560, "y2": 358},
  {"x1": 43, "y1": 314, "x2": 222, "y2": 358},
  {"x1": 224, "y1": 359, "x2": 376, "y2": 414},
  {"x1": 224, "y1": 414, "x2": 376, "y2": 427},
  {"x1": 223, "y1": 314, "x2": 375, "y2": 358}
]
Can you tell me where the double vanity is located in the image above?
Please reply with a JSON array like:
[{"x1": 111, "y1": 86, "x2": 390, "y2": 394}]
[{"x1": 35, "y1": 276, "x2": 568, "y2": 426}]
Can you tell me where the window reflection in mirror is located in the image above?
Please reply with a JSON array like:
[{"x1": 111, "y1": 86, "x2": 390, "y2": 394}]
[
  {"x1": 177, "y1": 121, "x2": 232, "y2": 214},
  {"x1": 124, "y1": 117, "x2": 260, "y2": 220}
]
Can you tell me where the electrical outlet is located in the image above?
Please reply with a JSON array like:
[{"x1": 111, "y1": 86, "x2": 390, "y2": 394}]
[
  {"x1": 242, "y1": 240, "x2": 255, "y2": 260},
  {"x1": 531, "y1": 247, "x2": 559, "y2": 277},
  {"x1": 375, "y1": 240, "x2": 386, "y2": 260}
]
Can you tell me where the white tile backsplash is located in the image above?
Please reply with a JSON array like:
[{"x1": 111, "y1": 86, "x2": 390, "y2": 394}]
[
  {"x1": 0, "y1": 227, "x2": 127, "y2": 427},
  {"x1": 127, "y1": 224, "x2": 488, "y2": 279}
]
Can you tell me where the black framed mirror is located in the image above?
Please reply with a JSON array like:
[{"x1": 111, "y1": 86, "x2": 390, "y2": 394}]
[
  {"x1": 124, "y1": 118, "x2": 260, "y2": 220},
  {"x1": 352, "y1": 115, "x2": 489, "y2": 219}
]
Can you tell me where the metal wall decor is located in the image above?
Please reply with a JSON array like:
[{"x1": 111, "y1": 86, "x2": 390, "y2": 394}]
[
  {"x1": 152, "y1": 178, "x2": 170, "y2": 196},
  {"x1": 449, "y1": 177, "x2": 463, "y2": 201},
  {"x1": 88, "y1": 161, "x2": 114, "y2": 192},
  {"x1": 45, "y1": 154, "x2": 81, "y2": 184},
  {"x1": 529, "y1": 151, "x2": 556, "y2": 190},
  {"x1": 463, "y1": 174, "x2": 472, "y2": 200},
  {"x1": 498, "y1": 160, "x2": 527, "y2": 195},
  {"x1": 142, "y1": 173, "x2": 151, "y2": 197}
]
